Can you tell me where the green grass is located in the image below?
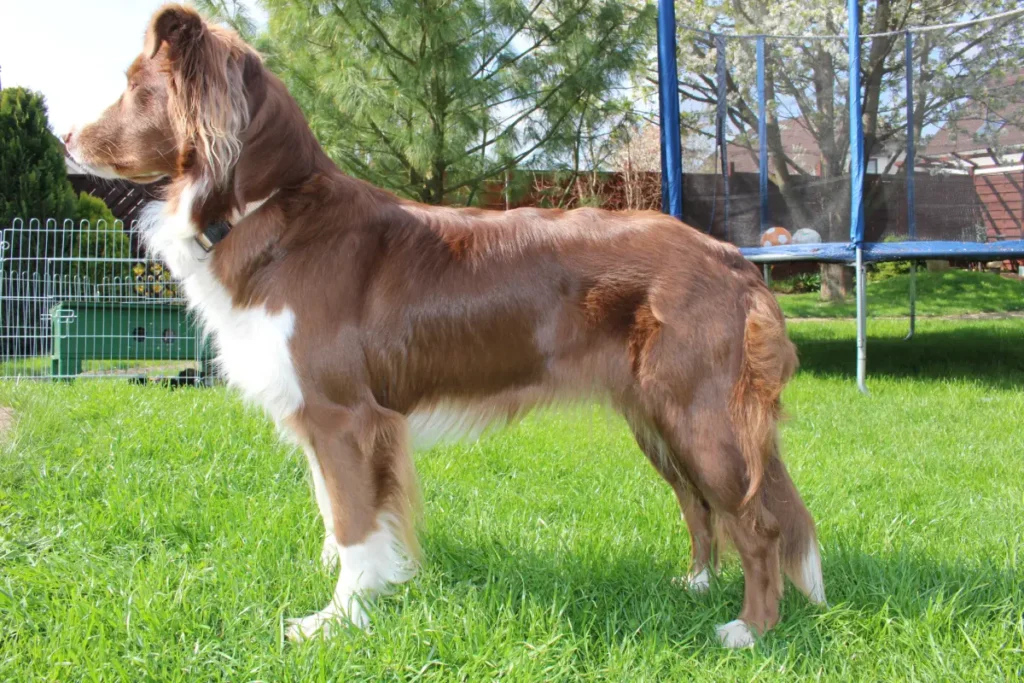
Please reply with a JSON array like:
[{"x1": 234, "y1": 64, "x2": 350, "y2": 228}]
[
  {"x1": 0, "y1": 356, "x2": 197, "y2": 378},
  {"x1": 0, "y1": 356, "x2": 50, "y2": 377},
  {"x1": 778, "y1": 270, "x2": 1024, "y2": 319},
  {"x1": 2, "y1": 319, "x2": 1023, "y2": 680}
]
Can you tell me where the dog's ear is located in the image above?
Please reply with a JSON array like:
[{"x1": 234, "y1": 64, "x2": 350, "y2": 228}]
[
  {"x1": 145, "y1": 4, "x2": 253, "y2": 188},
  {"x1": 146, "y1": 4, "x2": 205, "y2": 60}
]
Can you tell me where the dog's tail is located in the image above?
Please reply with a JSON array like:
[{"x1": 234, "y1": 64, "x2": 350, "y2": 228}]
[
  {"x1": 761, "y1": 451, "x2": 826, "y2": 604},
  {"x1": 730, "y1": 286, "x2": 798, "y2": 506}
]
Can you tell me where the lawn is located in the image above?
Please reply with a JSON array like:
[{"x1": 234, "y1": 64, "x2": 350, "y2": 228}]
[
  {"x1": 0, "y1": 356, "x2": 198, "y2": 379},
  {"x1": 1, "y1": 318, "x2": 1023, "y2": 680},
  {"x1": 777, "y1": 269, "x2": 1024, "y2": 319}
]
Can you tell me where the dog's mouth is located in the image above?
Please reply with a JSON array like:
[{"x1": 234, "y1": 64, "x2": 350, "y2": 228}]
[
  {"x1": 125, "y1": 171, "x2": 168, "y2": 184},
  {"x1": 67, "y1": 154, "x2": 167, "y2": 185}
]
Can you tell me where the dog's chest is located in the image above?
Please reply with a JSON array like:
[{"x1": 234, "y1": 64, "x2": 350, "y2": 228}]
[
  {"x1": 191, "y1": 282, "x2": 304, "y2": 422},
  {"x1": 142, "y1": 193, "x2": 304, "y2": 422}
]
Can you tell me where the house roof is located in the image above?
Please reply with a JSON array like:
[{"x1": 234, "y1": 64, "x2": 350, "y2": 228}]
[
  {"x1": 726, "y1": 118, "x2": 825, "y2": 175},
  {"x1": 922, "y1": 71, "x2": 1024, "y2": 157},
  {"x1": 922, "y1": 107, "x2": 1024, "y2": 156}
]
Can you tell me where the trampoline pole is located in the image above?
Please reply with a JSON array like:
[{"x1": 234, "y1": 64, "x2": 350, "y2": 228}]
[
  {"x1": 849, "y1": 0, "x2": 867, "y2": 394},
  {"x1": 656, "y1": 0, "x2": 683, "y2": 220},
  {"x1": 856, "y1": 246, "x2": 869, "y2": 394},
  {"x1": 903, "y1": 31, "x2": 916, "y2": 343},
  {"x1": 905, "y1": 262, "x2": 916, "y2": 341}
]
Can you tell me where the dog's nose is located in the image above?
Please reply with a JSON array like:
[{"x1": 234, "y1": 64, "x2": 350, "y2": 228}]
[{"x1": 63, "y1": 127, "x2": 76, "y2": 147}]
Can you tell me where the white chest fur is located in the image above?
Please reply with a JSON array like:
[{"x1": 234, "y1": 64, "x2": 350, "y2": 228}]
[{"x1": 140, "y1": 183, "x2": 304, "y2": 423}]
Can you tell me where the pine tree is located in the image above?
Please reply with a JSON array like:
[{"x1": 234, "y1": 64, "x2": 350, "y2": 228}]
[{"x1": 200, "y1": 0, "x2": 654, "y2": 205}]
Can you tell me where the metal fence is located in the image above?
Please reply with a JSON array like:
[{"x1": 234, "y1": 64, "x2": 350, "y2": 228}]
[{"x1": 0, "y1": 218, "x2": 211, "y2": 381}]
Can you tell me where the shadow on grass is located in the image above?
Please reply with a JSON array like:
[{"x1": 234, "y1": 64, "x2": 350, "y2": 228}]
[
  {"x1": 790, "y1": 324, "x2": 1024, "y2": 388},
  {"x1": 413, "y1": 532, "x2": 1019, "y2": 656},
  {"x1": 417, "y1": 532, "x2": 742, "y2": 650}
]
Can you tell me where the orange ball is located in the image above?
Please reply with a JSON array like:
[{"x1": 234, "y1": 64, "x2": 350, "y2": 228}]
[{"x1": 761, "y1": 226, "x2": 792, "y2": 247}]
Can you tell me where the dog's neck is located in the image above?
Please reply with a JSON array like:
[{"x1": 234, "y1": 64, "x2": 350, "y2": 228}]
[
  {"x1": 195, "y1": 190, "x2": 279, "y2": 252},
  {"x1": 141, "y1": 177, "x2": 272, "y2": 278},
  {"x1": 142, "y1": 65, "x2": 355, "y2": 292}
]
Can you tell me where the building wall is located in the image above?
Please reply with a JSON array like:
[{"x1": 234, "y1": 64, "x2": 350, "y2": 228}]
[{"x1": 975, "y1": 171, "x2": 1024, "y2": 241}]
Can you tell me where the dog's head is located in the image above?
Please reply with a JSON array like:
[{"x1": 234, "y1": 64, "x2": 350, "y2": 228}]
[{"x1": 65, "y1": 4, "x2": 261, "y2": 189}]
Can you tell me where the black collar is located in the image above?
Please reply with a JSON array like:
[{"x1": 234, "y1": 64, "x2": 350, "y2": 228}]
[{"x1": 195, "y1": 220, "x2": 232, "y2": 252}]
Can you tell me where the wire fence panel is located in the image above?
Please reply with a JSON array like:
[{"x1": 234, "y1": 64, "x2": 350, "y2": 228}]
[{"x1": 0, "y1": 218, "x2": 211, "y2": 382}]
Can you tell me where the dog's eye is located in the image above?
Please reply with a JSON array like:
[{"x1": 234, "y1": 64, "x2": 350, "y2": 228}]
[{"x1": 129, "y1": 81, "x2": 139, "y2": 92}]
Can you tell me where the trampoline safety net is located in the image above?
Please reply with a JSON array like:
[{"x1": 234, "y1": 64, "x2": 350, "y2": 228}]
[{"x1": 667, "y1": 6, "x2": 1024, "y2": 251}]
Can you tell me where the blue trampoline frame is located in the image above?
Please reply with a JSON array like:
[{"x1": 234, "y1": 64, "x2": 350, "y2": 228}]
[{"x1": 656, "y1": 0, "x2": 1024, "y2": 392}]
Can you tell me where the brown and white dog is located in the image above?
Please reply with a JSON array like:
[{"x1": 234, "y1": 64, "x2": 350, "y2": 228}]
[{"x1": 65, "y1": 4, "x2": 825, "y2": 647}]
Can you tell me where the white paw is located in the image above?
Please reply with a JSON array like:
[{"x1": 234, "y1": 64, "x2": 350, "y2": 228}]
[
  {"x1": 285, "y1": 603, "x2": 369, "y2": 642},
  {"x1": 716, "y1": 619, "x2": 756, "y2": 648},
  {"x1": 670, "y1": 567, "x2": 711, "y2": 593},
  {"x1": 285, "y1": 612, "x2": 332, "y2": 642},
  {"x1": 320, "y1": 535, "x2": 340, "y2": 570},
  {"x1": 686, "y1": 568, "x2": 711, "y2": 592}
]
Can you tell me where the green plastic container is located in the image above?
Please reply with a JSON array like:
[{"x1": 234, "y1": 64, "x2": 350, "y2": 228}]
[{"x1": 49, "y1": 301, "x2": 211, "y2": 378}]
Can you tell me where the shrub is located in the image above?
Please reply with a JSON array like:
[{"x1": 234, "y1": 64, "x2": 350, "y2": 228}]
[
  {"x1": 771, "y1": 272, "x2": 821, "y2": 294},
  {"x1": 74, "y1": 192, "x2": 117, "y2": 226},
  {"x1": 0, "y1": 87, "x2": 77, "y2": 227},
  {"x1": 869, "y1": 235, "x2": 917, "y2": 282}
]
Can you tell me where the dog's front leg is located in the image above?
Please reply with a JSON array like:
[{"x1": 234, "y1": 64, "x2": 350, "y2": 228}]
[
  {"x1": 286, "y1": 402, "x2": 419, "y2": 641},
  {"x1": 300, "y1": 445, "x2": 341, "y2": 570}
]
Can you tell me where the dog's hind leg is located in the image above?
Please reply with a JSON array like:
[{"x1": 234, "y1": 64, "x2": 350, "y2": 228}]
[
  {"x1": 625, "y1": 412, "x2": 717, "y2": 592},
  {"x1": 285, "y1": 402, "x2": 420, "y2": 641},
  {"x1": 676, "y1": 492, "x2": 717, "y2": 592},
  {"x1": 762, "y1": 451, "x2": 825, "y2": 605},
  {"x1": 650, "y1": 396, "x2": 784, "y2": 649}
]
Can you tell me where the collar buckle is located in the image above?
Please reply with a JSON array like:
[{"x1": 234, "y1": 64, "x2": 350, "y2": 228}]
[{"x1": 195, "y1": 220, "x2": 232, "y2": 252}]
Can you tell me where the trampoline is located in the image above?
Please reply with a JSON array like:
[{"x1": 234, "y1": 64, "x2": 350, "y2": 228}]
[{"x1": 656, "y1": 0, "x2": 1024, "y2": 392}]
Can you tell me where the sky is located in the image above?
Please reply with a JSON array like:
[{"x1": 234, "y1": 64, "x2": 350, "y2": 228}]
[{"x1": 0, "y1": 0, "x2": 264, "y2": 135}]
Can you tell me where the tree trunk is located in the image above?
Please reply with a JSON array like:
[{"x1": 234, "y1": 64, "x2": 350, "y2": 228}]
[{"x1": 820, "y1": 263, "x2": 853, "y2": 302}]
